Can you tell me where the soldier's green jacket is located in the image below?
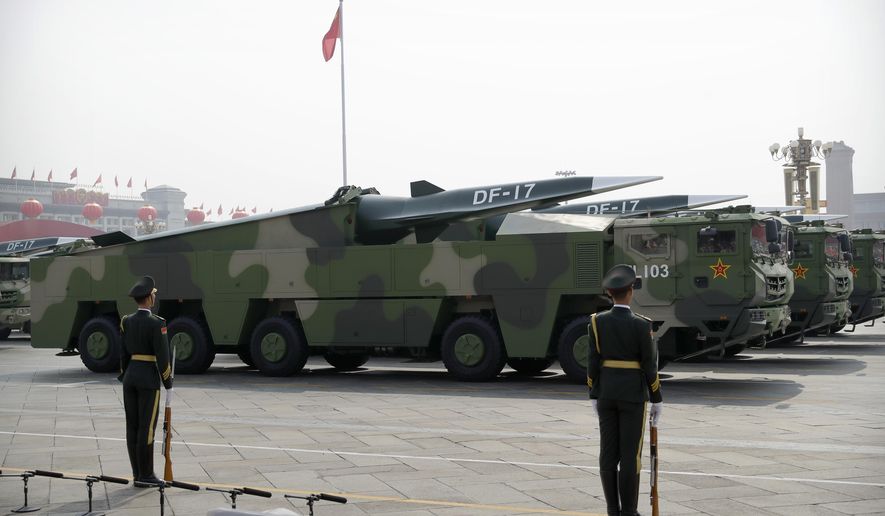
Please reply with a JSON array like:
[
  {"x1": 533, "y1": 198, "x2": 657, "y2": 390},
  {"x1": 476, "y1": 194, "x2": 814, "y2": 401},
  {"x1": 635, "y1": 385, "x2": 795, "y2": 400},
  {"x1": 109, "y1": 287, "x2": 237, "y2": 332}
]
[
  {"x1": 120, "y1": 310, "x2": 172, "y2": 389},
  {"x1": 587, "y1": 306, "x2": 662, "y2": 403}
]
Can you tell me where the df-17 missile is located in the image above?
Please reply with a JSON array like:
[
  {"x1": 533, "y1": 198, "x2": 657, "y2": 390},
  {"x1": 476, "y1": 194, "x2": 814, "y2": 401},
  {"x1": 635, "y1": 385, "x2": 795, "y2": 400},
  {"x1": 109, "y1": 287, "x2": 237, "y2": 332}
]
[
  {"x1": 535, "y1": 194, "x2": 747, "y2": 216},
  {"x1": 355, "y1": 175, "x2": 662, "y2": 243}
]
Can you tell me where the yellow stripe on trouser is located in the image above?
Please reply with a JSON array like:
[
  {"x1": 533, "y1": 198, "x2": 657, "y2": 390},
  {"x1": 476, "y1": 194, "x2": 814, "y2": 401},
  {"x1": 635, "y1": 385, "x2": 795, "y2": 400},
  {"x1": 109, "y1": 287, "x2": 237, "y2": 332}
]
[
  {"x1": 637, "y1": 401, "x2": 647, "y2": 472},
  {"x1": 147, "y1": 390, "x2": 160, "y2": 445},
  {"x1": 602, "y1": 360, "x2": 641, "y2": 369},
  {"x1": 591, "y1": 314, "x2": 600, "y2": 353}
]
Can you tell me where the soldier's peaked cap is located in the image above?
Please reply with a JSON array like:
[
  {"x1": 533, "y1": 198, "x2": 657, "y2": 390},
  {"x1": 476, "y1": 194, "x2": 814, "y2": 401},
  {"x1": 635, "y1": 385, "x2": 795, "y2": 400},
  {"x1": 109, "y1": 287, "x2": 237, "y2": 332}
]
[
  {"x1": 128, "y1": 275, "x2": 156, "y2": 298},
  {"x1": 602, "y1": 264, "x2": 636, "y2": 290}
]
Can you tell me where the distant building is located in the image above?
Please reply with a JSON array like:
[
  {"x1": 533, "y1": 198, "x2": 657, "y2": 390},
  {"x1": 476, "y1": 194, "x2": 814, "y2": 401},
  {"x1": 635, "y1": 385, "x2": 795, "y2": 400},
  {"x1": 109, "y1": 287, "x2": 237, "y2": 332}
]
[
  {"x1": 824, "y1": 141, "x2": 885, "y2": 230},
  {"x1": 0, "y1": 178, "x2": 188, "y2": 237}
]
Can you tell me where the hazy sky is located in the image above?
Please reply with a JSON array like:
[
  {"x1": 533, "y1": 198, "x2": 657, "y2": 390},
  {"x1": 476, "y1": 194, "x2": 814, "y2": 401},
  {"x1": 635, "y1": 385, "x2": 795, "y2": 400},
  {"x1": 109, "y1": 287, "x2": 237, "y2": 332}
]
[{"x1": 2, "y1": 0, "x2": 883, "y2": 217}]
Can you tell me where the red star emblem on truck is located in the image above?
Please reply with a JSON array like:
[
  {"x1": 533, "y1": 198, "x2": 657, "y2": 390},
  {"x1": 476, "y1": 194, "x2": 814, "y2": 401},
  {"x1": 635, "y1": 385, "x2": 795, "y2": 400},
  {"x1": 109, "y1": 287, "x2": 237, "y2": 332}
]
[
  {"x1": 792, "y1": 263, "x2": 809, "y2": 280},
  {"x1": 849, "y1": 265, "x2": 858, "y2": 278},
  {"x1": 709, "y1": 258, "x2": 731, "y2": 279}
]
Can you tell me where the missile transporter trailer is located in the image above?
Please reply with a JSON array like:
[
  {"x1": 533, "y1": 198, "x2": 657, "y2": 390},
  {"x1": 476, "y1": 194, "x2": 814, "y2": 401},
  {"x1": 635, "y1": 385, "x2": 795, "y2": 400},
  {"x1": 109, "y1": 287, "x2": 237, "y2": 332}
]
[
  {"x1": 846, "y1": 229, "x2": 885, "y2": 329},
  {"x1": 768, "y1": 221, "x2": 853, "y2": 342},
  {"x1": 30, "y1": 178, "x2": 792, "y2": 382}
]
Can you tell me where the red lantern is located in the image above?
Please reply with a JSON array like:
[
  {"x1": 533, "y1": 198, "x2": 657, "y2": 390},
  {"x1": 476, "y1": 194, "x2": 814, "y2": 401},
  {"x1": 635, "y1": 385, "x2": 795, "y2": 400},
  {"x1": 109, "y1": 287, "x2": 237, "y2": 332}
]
[
  {"x1": 186, "y1": 207, "x2": 206, "y2": 225},
  {"x1": 20, "y1": 198, "x2": 44, "y2": 219},
  {"x1": 82, "y1": 202, "x2": 103, "y2": 223},
  {"x1": 231, "y1": 210, "x2": 248, "y2": 220},
  {"x1": 137, "y1": 205, "x2": 158, "y2": 222}
]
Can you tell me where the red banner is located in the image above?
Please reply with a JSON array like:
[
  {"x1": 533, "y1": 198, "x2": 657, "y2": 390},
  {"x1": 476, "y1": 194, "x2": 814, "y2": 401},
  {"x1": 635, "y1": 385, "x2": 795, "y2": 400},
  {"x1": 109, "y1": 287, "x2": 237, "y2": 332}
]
[{"x1": 52, "y1": 188, "x2": 110, "y2": 206}]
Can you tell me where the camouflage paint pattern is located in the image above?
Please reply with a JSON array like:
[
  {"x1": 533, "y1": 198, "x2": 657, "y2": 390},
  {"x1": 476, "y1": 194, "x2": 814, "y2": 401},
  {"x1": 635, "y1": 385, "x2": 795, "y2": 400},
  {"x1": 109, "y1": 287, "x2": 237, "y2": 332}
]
[{"x1": 30, "y1": 186, "x2": 795, "y2": 379}]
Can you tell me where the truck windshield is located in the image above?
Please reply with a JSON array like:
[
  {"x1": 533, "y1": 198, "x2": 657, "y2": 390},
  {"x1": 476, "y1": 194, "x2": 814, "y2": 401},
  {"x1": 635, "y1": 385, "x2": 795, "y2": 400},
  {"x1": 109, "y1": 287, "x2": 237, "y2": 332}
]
[
  {"x1": 750, "y1": 222, "x2": 768, "y2": 256},
  {"x1": 824, "y1": 235, "x2": 842, "y2": 263},
  {"x1": 874, "y1": 241, "x2": 885, "y2": 267},
  {"x1": 0, "y1": 262, "x2": 29, "y2": 281}
]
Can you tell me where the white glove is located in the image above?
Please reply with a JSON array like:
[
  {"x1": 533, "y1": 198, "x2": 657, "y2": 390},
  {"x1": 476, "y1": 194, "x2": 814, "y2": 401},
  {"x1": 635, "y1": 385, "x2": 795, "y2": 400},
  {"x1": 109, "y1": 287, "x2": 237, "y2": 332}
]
[
  {"x1": 591, "y1": 399, "x2": 598, "y2": 417},
  {"x1": 649, "y1": 402, "x2": 663, "y2": 427}
]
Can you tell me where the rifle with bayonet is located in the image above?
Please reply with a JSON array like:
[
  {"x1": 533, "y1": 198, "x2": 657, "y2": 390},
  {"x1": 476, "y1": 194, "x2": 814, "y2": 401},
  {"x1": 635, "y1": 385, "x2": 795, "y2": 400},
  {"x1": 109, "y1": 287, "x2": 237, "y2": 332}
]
[{"x1": 162, "y1": 346, "x2": 176, "y2": 481}]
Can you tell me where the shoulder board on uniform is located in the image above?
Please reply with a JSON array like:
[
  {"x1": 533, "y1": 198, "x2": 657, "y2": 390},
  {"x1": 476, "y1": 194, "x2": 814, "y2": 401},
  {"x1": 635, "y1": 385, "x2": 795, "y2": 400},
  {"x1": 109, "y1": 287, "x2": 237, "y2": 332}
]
[
  {"x1": 152, "y1": 314, "x2": 166, "y2": 322},
  {"x1": 635, "y1": 313, "x2": 652, "y2": 322}
]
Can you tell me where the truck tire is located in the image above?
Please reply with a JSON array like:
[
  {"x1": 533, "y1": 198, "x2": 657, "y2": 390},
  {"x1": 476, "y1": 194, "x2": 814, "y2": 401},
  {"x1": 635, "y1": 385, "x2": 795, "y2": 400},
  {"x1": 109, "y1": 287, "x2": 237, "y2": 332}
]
[
  {"x1": 0, "y1": 327, "x2": 11, "y2": 340},
  {"x1": 324, "y1": 351, "x2": 370, "y2": 371},
  {"x1": 22, "y1": 321, "x2": 31, "y2": 334},
  {"x1": 557, "y1": 316, "x2": 591, "y2": 383},
  {"x1": 237, "y1": 346, "x2": 255, "y2": 368},
  {"x1": 168, "y1": 316, "x2": 215, "y2": 374},
  {"x1": 78, "y1": 316, "x2": 122, "y2": 373},
  {"x1": 441, "y1": 315, "x2": 507, "y2": 381},
  {"x1": 250, "y1": 316, "x2": 308, "y2": 377},
  {"x1": 507, "y1": 357, "x2": 554, "y2": 375}
]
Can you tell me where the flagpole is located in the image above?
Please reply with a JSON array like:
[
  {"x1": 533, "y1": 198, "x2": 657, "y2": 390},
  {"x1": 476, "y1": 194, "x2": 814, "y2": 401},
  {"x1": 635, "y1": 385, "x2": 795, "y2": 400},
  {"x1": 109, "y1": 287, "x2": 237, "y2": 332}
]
[{"x1": 339, "y1": 0, "x2": 348, "y2": 187}]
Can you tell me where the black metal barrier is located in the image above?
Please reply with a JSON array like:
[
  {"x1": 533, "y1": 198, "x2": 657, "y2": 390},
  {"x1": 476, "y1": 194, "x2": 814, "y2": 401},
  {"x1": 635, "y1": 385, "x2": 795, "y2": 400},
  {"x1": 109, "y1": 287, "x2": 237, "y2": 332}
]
[
  {"x1": 0, "y1": 469, "x2": 40, "y2": 513},
  {"x1": 2, "y1": 468, "x2": 348, "y2": 515},
  {"x1": 205, "y1": 486, "x2": 273, "y2": 510},
  {"x1": 134, "y1": 479, "x2": 201, "y2": 516},
  {"x1": 284, "y1": 493, "x2": 348, "y2": 516}
]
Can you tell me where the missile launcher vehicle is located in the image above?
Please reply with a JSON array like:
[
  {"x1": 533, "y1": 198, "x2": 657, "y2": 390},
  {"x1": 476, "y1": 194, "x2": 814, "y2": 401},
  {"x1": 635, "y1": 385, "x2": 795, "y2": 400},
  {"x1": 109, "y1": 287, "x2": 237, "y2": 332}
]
[
  {"x1": 29, "y1": 177, "x2": 794, "y2": 382},
  {"x1": 845, "y1": 229, "x2": 885, "y2": 329},
  {"x1": 769, "y1": 221, "x2": 853, "y2": 343}
]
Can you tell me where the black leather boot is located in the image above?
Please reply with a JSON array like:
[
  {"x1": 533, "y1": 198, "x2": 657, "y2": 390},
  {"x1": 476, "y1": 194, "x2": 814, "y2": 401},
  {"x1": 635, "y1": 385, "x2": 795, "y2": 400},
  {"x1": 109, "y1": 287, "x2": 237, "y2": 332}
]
[
  {"x1": 600, "y1": 470, "x2": 620, "y2": 516},
  {"x1": 619, "y1": 472, "x2": 641, "y2": 516},
  {"x1": 136, "y1": 444, "x2": 161, "y2": 486}
]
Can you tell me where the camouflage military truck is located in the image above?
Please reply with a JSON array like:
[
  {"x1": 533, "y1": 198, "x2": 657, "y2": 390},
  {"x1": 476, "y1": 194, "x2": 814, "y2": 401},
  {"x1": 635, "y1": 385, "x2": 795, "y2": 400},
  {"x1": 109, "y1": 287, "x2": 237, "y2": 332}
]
[
  {"x1": 0, "y1": 256, "x2": 31, "y2": 339},
  {"x1": 30, "y1": 176, "x2": 796, "y2": 383},
  {"x1": 845, "y1": 229, "x2": 885, "y2": 329},
  {"x1": 770, "y1": 221, "x2": 853, "y2": 342},
  {"x1": 32, "y1": 176, "x2": 672, "y2": 381},
  {"x1": 605, "y1": 206, "x2": 794, "y2": 361}
]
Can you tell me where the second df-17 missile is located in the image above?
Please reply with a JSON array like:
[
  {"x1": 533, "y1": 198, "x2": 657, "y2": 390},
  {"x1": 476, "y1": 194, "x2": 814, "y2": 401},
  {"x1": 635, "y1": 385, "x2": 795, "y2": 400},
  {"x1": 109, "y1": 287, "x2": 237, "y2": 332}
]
[
  {"x1": 354, "y1": 175, "x2": 662, "y2": 243},
  {"x1": 536, "y1": 194, "x2": 748, "y2": 216}
]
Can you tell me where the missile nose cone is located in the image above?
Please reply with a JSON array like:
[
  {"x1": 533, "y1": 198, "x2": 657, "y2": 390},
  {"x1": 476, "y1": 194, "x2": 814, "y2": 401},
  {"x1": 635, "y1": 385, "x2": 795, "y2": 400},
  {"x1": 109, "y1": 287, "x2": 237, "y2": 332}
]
[{"x1": 590, "y1": 176, "x2": 663, "y2": 193}]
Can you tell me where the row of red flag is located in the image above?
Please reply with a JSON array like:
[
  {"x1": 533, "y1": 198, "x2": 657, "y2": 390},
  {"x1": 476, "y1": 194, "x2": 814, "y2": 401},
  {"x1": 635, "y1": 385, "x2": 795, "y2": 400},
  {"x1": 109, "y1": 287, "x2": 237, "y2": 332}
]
[{"x1": 10, "y1": 166, "x2": 148, "y2": 188}]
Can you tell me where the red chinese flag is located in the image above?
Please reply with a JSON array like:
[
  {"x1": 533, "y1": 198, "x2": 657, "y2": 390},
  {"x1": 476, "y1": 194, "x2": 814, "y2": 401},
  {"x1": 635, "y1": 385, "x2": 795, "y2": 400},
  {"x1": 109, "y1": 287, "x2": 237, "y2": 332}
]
[
  {"x1": 322, "y1": 7, "x2": 341, "y2": 62},
  {"x1": 70, "y1": 167, "x2": 78, "y2": 180},
  {"x1": 217, "y1": 204, "x2": 222, "y2": 216},
  {"x1": 127, "y1": 177, "x2": 132, "y2": 188},
  {"x1": 10, "y1": 167, "x2": 16, "y2": 179},
  {"x1": 93, "y1": 174, "x2": 102, "y2": 186},
  {"x1": 30, "y1": 168, "x2": 35, "y2": 181},
  {"x1": 48, "y1": 169, "x2": 53, "y2": 182},
  {"x1": 251, "y1": 206, "x2": 257, "y2": 214},
  {"x1": 200, "y1": 202, "x2": 204, "y2": 210},
  {"x1": 114, "y1": 175, "x2": 119, "y2": 187},
  {"x1": 144, "y1": 179, "x2": 148, "y2": 188}
]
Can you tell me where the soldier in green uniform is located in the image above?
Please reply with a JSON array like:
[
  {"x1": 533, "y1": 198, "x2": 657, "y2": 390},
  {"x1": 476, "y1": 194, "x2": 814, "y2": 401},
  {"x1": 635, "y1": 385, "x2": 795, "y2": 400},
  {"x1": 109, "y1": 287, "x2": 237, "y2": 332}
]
[
  {"x1": 588, "y1": 264, "x2": 663, "y2": 516},
  {"x1": 118, "y1": 276, "x2": 172, "y2": 485}
]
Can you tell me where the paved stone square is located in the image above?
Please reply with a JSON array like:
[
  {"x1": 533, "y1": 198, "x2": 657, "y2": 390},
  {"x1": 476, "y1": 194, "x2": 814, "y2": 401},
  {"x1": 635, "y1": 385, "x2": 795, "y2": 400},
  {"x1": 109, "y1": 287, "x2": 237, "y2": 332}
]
[{"x1": 2, "y1": 325, "x2": 884, "y2": 515}]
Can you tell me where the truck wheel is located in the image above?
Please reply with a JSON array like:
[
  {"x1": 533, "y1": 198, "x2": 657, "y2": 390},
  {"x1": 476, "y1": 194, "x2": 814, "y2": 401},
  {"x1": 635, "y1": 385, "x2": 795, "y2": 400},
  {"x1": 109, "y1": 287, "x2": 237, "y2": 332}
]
[
  {"x1": 250, "y1": 316, "x2": 308, "y2": 376},
  {"x1": 237, "y1": 346, "x2": 255, "y2": 368},
  {"x1": 441, "y1": 315, "x2": 507, "y2": 381},
  {"x1": 168, "y1": 316, "x2": 215, "y2": 374},
  {"x1": 324, "y1": 351, "x2": 369, "y2": 371},
  {"x1": 507, "y1": 357, "x2": 554, "y2": 375},
  {"x1": 0, "y1": 327, "x2": 11, "y2": 340},
  {"x1": 557, "y1": 316, "x2": 591, "y2": 383},
  {"x1": 828, "y1": 323, "x2": 846, "y2": 334},
  {"x1": 78, "y1": 316, "x2": 122, "y2": 373},
  {"x1": 22, "y1": 321, "x2": 31, "y2": 334},
  {"x1": 724, "y1": 343, "x2": 746, "y2": 357}
]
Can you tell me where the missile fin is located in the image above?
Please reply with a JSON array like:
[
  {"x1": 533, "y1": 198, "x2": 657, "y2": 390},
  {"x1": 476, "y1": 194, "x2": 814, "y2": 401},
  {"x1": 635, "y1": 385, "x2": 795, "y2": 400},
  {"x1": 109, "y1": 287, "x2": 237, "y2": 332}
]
[{"x1": 411, "y1": 180, "x2": 445, "y2": 197}]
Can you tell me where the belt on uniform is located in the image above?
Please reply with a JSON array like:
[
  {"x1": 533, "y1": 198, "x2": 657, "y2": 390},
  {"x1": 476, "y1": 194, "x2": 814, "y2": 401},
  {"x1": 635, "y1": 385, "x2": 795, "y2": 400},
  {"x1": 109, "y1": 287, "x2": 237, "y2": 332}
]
[
  {"x1": 131, "y1": 354, "x2": 156, "y2": 362},
  {"x1": 602, "y1": 360, "x2": 641, "y2": 369}
]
